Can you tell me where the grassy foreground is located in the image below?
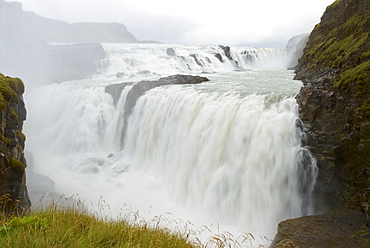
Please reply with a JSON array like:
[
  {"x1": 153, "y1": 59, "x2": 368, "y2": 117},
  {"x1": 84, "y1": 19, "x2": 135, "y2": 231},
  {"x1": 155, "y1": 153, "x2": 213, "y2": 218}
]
[
  {"x1": 0, "y1": 204, "x2": 194, "y2": 248},
  {"x1": 0, "y1": 196, "x2": 266, "y2": 248}
]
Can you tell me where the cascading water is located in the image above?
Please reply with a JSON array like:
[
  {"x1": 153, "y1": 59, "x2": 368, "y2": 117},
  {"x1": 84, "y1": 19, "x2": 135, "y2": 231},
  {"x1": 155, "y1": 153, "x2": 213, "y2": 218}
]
[{"x1": 24, "y1": 43, "x2": 317, "y2": 246}]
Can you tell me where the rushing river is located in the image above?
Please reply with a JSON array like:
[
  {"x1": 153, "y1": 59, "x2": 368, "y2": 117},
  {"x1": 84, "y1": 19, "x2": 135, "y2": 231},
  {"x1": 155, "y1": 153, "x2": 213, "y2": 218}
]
[{"x1": 24, "y1": 43, "x2": 317, "y2": 246}]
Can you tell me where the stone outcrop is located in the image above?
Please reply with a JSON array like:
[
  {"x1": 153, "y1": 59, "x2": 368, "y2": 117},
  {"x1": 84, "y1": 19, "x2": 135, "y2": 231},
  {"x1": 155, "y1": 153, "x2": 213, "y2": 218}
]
[
  {"x1": 0, "y1": 73, "x2": 30, "y2": 213},
  {"x1": 271, "y1": 209, "x2": 370, "y2": 247},
  {"x1": 272, "y1": 0, "x2": 369, "y2": 246},
  {"x1": 105, "y1": 74, "x2": 209, "y2": 146}
]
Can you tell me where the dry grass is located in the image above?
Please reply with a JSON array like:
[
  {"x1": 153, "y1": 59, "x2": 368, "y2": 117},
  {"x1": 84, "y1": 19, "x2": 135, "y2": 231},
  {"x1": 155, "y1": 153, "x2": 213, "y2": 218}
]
[{"x1": 0, "y1": 195, "x2": 269, "y2": 247}]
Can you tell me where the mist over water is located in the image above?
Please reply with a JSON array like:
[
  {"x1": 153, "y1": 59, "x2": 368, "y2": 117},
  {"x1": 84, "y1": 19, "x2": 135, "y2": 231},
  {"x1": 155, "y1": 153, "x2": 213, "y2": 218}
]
[{"x1": 24, "y1": 44, "x2": 317, "y2": 245}]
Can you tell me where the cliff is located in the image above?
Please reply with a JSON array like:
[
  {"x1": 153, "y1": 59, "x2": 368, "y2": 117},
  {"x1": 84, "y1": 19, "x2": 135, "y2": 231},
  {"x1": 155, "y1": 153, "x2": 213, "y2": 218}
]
[
  {"x1": 0, "y1": 73, "x2": 30, "y2": 213},
  {"x1": 272, "y1": 0, "x2": 370, "y2": 246},
  {"x1": 295, "y1": 0, "x2": 369, "y2": 211}
]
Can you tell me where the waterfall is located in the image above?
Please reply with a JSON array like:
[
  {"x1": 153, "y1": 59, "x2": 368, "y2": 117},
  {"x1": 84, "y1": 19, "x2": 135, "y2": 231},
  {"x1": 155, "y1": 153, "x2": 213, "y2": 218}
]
[
  {"x1": 101, "y1": 43, "x2": 289, "y2": 78},
  {"x1": 24, "y1": 43, "x2": 317, "y2": 244},
  {"x1": 123, "y1": 86, "x2": 315, "y2": 235}
]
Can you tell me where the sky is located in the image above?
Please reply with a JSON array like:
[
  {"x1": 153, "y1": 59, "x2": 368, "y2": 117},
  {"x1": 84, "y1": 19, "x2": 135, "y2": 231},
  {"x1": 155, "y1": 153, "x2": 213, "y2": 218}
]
[{"x1": 6, "y1": 0, "x2": 335, "y2": 47}]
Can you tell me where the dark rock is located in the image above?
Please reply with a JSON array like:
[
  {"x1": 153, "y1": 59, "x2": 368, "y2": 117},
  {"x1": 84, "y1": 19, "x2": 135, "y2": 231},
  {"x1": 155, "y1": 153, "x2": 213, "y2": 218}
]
[
  {"x1": 219, "y1": 45, "x2": 232, "y2": 60},
  {"x1": 105, "y1": 82, "x2": 134, "y2": 105},
  {"x1": 190, "y1": 54, "x2": 203, "y2": 67},
  {"x1": 0, "y1": 74, "x2": 30, "y2": 213},
  {"x1": 166, "y1": 48, "x2": 176, "y2": 56},
  {"x1": 271, "y1": 209, "x2": 370, "y2": 248},
  {"x1": 219, "y1": 45, "x2": 244, "y2": 70},
  {"x1": 124, "y1": 75, "x2": 209, "y2": 119},
  {"x1": 272, "y1": 0, "x2": 370, "y2": 246},
  {"x1": 214, "y1": 53, "x2": 223, "y2": 62},
  {"x1": 272, "y1": 0, "x2": 370, "y2": 245},
  {"x1": 295, "y1": 0, "x2": 370, "y2": 211}
]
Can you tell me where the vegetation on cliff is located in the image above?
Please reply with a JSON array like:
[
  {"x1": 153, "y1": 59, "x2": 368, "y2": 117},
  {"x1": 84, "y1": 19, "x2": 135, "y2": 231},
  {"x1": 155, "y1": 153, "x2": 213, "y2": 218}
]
[
  {"x1": 296, "y1": 0, "x2": 369, "y2": 88},
  {"x1": 0, "y1": 73, "x2": 30, "y2": 213},
  {"x1": 295, "y1": 0, "x2": 370, "y2": 208},
  {"x1": 273, "y1": 1, "x2": 370, "y2": 246}
]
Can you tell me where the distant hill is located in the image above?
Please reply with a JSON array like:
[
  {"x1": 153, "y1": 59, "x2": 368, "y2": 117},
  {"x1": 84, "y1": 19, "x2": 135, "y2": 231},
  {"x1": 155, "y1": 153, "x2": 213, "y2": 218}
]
[
  {"x1": 0, "y1": 0, "x2": 138, "y2": 43},
  {"x1": 0, "y1": 0, "x2": 138, "y2": 85}
]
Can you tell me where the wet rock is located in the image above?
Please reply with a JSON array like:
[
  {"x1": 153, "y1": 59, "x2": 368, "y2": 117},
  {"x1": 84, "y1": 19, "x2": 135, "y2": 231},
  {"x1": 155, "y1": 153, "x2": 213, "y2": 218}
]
[
  {"x1": 166, "y1": 48, "x2": 176, "y2": 56},
  {"x1": 271, "y1": 209, "x2": 370, "y2": 248},
  {"x1": 214, "y1": 53, "x2": 223, "y2": 62}
]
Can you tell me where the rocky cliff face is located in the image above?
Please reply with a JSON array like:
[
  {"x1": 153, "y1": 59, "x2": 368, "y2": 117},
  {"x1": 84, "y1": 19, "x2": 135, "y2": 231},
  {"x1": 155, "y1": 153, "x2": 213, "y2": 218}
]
[
  {"x1": 295, "y1": 0, "x2": 369, "y2": 211},
  {"x1": 0, "y1": 73, "x2": 30, "y2": 213},
  {"x1": 272, "y1": 0, "x2": 369, "y2": 246}
]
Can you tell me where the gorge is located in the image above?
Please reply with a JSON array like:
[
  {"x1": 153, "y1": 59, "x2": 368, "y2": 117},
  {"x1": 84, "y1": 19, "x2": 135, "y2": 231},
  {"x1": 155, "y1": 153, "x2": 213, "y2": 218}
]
[{"x1": 0, "y1": 0, "x2": 369, "y2": 247}]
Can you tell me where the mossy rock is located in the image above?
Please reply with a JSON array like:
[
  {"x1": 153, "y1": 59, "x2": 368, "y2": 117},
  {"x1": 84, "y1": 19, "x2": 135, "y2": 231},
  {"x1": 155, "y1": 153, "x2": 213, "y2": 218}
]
[
  {"x1": 0, "y1": 133, "x2": 11, "y2": 146},
  {"x1": 296, "y1": 0, "x2": 370, "y2": 86},
  {"x1": 9, "y1": 108, "x2": 20, "y2": 125},
  {"x1": 10, "y1": 158, "x2": 26, "y2": 174},
  {"x1": 0, "y1": 74, "x2": 24, "y2": 112}
]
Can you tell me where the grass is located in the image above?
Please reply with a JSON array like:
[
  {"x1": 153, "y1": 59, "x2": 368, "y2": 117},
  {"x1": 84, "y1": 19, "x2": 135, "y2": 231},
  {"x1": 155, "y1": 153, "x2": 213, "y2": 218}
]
[
  {"x1": 0, "y1": 196, "x2": 267, "y2": 248},
  {"x1": 0, "y1": 202, "x2": 194, "y2": 248}
]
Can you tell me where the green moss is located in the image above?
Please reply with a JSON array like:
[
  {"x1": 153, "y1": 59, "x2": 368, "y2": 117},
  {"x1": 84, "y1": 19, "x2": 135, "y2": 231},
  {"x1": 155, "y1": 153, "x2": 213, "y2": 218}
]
[
  {"x1": 334, "y1": 60, "x2": 370, "y2": 89},
  {"x1": 0, "y1": 73, "x2": 25, "y2": 113},
  {"x1": 357, "y1": 97, "x2": 370, "y2": 121},
  {"x1": 9, "y1": 108, "x2": 19, "y2": 125},
  {"x1": 0, "y1": 74, "x2": 18, "y2": 112},
  {"x1": 15, "y1": 130, "x2": 26, "y2": 144},
  {"x1": 4, "y1": 77, "x2": 25, "y2": 96},
  {"x1": 0, "y1": 82, "x2": 17, "y2": 102},
  {"x1": 298, "y1": 3, "x2": 369, "y2": 87},
  {"x1": 10, "y1": 158, "x2": 26, "y2": 174},
  {"x1": 0, "y1": 133, "x2": 11, "y2": 146}
]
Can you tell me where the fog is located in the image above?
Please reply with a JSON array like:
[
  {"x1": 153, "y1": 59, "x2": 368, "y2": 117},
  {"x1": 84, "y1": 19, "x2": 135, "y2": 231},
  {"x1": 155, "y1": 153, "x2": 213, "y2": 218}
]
[{"x1": 6, "y1": 0, "x2": 334, "y2": 47}]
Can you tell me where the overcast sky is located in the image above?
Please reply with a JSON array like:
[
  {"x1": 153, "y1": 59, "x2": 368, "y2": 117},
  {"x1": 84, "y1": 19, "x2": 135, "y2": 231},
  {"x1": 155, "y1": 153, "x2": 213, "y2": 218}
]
[{"x1": 7, "y1": 0, "x2": 335, "y2": 47}]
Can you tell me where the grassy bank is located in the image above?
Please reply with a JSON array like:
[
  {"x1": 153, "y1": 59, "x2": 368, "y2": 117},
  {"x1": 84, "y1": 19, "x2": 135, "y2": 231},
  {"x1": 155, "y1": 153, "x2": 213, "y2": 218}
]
[
  {"x1": 0, "y1": 199, "x2": 266, "y2": 247},
  {"x1": 0, "y1": 204, "x2": 194, "y2": 248}
]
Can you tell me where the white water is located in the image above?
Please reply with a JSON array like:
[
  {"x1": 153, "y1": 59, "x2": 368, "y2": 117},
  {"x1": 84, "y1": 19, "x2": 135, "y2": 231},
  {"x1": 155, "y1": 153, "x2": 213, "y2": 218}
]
[{"x1": 24, "y1": 43, "x2": 317, "y2": 246}]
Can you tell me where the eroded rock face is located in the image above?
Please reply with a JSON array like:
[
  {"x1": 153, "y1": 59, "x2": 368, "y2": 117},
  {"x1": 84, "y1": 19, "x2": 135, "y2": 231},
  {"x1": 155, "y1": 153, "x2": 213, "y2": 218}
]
[
  {"x1": 295, "y1": 0, "x2": 370, "y2": 211},
  {"x1": 272, "y1": 0, "x2": 370, "y2": 246},
  {"x1": 0, "y1": 74, "x2": 30, "y2": 213}
]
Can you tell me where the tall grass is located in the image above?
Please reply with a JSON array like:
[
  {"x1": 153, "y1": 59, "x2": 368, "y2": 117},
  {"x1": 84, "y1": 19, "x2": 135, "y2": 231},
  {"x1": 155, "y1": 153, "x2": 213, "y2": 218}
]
[{"x1": 0, "y1": 195, "x2": 268, "y2": 247}]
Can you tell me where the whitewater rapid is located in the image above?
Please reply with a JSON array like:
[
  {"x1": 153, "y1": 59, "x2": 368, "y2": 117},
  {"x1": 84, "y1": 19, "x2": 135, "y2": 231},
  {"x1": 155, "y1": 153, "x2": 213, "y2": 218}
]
[{"x1": 24, "y1": 43, "x2": 317, "y2": 246}]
